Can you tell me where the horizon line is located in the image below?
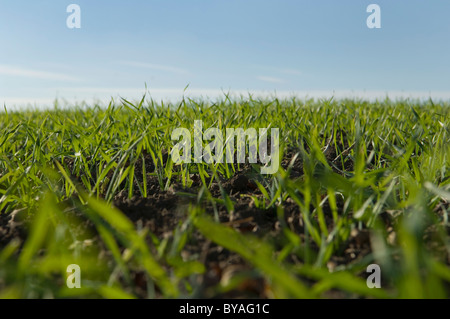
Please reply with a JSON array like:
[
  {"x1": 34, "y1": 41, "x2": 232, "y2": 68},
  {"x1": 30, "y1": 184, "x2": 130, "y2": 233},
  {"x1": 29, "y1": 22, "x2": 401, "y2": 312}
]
[{"x1": 3, "y1": 89, "x2": 450, "y2": 110}]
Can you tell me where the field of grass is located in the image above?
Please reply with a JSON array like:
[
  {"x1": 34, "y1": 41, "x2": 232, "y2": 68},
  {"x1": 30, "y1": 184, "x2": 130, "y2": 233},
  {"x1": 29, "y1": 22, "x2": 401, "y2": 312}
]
[{"x1": 0, "y1": 96, "x2": 449, "y2": 299}]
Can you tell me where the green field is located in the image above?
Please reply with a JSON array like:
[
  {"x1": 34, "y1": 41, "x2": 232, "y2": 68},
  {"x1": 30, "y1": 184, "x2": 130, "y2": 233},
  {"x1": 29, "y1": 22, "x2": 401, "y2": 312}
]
[{"x1": 0, "y1": 96, "x2": 449, "y2": 298}]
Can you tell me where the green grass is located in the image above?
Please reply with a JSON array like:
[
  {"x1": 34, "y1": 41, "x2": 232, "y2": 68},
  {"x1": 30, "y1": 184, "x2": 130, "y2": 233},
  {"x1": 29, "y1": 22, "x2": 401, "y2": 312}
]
[{"x1": 0, "y1": 96, "x2": 449, "y2": 298}]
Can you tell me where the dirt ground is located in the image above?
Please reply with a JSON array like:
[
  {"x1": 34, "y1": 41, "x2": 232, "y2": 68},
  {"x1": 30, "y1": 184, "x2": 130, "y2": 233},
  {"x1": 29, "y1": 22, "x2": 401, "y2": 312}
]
[{"x1": 1, "y1": 144, "x2": 448, "y2": 298}]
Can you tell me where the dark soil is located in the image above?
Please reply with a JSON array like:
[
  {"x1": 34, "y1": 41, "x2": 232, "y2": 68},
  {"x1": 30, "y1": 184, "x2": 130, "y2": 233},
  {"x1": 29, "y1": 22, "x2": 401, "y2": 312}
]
[{"x1": 1, "y1": 143, "x2": 448, "y2": 298}]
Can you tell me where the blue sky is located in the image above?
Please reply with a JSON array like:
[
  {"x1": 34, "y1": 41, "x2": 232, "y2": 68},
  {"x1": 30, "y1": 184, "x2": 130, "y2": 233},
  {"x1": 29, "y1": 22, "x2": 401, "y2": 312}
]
[{"x1": 1, "y1": 0, "x2": 450, "y2": 107}]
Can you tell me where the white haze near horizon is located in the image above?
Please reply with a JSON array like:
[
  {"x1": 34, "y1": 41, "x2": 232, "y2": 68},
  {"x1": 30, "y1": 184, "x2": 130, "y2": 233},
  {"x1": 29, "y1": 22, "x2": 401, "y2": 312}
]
[{"x1": 3, "y1": 89, "x2": 450, "y2": 111}]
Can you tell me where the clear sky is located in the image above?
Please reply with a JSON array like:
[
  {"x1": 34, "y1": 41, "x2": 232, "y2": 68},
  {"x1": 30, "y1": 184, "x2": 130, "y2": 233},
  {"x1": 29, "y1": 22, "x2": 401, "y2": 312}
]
[{"x1": 1, "y1": 0, "x2": 450, "y2": 107}]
